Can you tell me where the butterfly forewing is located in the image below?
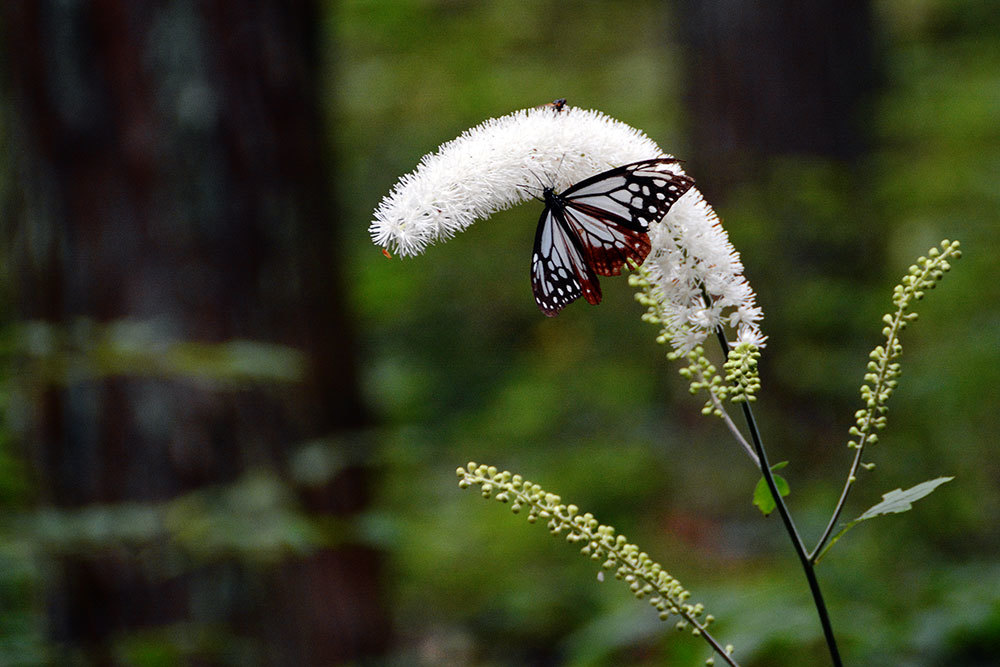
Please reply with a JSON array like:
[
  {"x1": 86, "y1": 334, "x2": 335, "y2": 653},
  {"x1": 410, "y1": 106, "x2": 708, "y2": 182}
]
[
  {"x1": 562, "y1": 159, "x2": 694, "y2": 232},
  {"x1": 531, "y1": 157, "x2": 695, "y2": 316}
]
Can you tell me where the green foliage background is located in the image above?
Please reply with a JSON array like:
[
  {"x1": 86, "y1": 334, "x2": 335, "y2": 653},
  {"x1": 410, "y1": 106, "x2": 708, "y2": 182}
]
[
  {"x1": 3, "y1": 0, "x2": 999, "y2": 665},
  {"x1": 337, "y1": 1, "x2": 999, "y2": 664}
]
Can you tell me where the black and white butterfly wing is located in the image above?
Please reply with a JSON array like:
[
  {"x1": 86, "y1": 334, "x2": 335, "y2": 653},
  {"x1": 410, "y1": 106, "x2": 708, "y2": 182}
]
[
  {"x1": 561, "y1": 158, "x2": 694, "y2": 236},
  {"x1": 531, "y1": 201, "x2": 600, "y2": 317},
  {"x1": 530, "y1": 158, "x2": 695, "y2": 316},
  {"x1": 561, "y1": 204, "x2": 653, "y2": 278}
]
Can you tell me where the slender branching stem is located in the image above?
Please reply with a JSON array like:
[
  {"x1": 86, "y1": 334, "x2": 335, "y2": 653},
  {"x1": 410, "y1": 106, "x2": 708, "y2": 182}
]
[
  {"x1": 810, "y1": 444, "x2": 866, "y2": 562},
  {"x1": 736, "y1": 398, "x2": 842, "y2": 667},
  {"x1": 810, "y1": 281, "x2": 906, "y2": 559},
  {"x1": 707, "y1": 303, "x2": 842, "y2": 667},
  {"x1": 811, "y1": 241, "x2": 961, "y2": 560},
  {"x1": 693, "y1": 621, "x2": 740, "y2": 667},
  {"x1": 690, "y1": 363, "x2": 760, "y2": 466},
  {"x1": 716, "y1": 400, "x2": 760, "y2": 467}
]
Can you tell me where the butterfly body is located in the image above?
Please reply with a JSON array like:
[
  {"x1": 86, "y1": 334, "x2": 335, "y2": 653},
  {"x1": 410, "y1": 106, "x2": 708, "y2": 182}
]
[{"x1": 531, "y1": 158, "x2": 694, "y2": 316}]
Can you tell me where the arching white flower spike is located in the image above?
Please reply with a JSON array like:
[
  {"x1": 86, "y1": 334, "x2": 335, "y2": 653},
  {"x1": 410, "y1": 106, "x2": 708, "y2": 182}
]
[
  {"x1": 370, "y1": 105, "x2": 665, "y2": 256},
  {"x1": 370, "y1": 103, "x2": 765, "y2": 353},
  {"x1": 637, "y1": 188, "x2": 766, "y2": 354}
]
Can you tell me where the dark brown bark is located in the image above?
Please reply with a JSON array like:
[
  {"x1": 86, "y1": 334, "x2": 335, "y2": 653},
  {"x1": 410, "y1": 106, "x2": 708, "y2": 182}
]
[
  {"x1": 3, "y1": 1, "x2": 387, "y2": 663},
  {"x1": 679, "y1": 0, "x2": 878, "y2": 190},
  {"x1": 676, "y1": 1, "x2": 883, "y2": 462}
]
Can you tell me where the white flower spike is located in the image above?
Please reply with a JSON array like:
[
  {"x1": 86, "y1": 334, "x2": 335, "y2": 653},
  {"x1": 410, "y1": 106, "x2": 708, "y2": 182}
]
[
  {"x1": 370, "y1": 105, "x2": 664, "y2": 257},
  {"x1": 370, "y1": 103, "x2": 764, "y2": 352}
]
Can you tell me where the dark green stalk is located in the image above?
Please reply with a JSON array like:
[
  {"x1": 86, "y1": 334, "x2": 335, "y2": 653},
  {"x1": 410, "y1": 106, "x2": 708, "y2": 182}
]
[{"x1": 708, "y1": 309, "x2": 842, "y2": 666}]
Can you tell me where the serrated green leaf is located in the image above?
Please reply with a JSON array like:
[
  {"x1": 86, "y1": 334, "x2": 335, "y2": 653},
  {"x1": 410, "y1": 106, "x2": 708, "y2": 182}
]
[
  {"x1": 815, "y1": 476, "x2": 954, "y2": 562},
  {"x1": 752, "y1": 462, "x2": 791, "y2": 516},
  {"x1": 856, "y1": 476, "x2": 954, "y2": 520}
]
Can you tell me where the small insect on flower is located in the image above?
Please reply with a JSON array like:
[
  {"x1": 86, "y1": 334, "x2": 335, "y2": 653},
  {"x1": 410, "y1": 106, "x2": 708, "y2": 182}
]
[
  {"x1": 381, "y1": 247, "x2": 393, "y2": 259},
  {"x1": 369, "y1": 105, "x2": 763, "y2": 348},
  {"x1": 538, "y1": 97, "x2": 567, "y2": 112},
  {"x1": 531, "y1": 158, "x2": 694, "y2": 316}
]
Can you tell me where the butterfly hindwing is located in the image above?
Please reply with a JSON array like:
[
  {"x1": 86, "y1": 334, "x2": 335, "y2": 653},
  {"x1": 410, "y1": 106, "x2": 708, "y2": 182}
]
[
  {"x1": 531, "y1": 157, "x2": 694, "y2": 316},
  {"x1": 531, "y1": 207, "x2": 602, "y2": 317},
  {"x1": 562, "y1": 206, "x2": 652, "y2": 277}
]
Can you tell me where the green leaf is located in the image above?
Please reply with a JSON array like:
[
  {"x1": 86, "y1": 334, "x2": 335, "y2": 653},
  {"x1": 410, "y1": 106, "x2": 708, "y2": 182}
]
[
  {"x1": 816, "y1": 476, "x2": 954, "y2": 562},
  {"x1": 753, "y1": 461, "x2": 790, "y2": 516},
  {"x1": 856, "y1": 476, "x2": 954, "y2": 520}
]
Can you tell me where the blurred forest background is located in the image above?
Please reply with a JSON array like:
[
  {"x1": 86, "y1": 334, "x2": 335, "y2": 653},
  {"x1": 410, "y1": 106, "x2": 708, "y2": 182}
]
[{"x1": 0, "y1": 1, "x2": 997, "y2": 665}]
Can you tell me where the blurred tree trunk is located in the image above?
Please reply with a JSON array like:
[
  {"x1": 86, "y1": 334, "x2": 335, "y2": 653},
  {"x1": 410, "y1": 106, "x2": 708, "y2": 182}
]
[
  {"x1": 677, "y1": 1, "x2": 883, "y2": 459},
  {"x1": 679, "y1": 0, "x2": 878, "y2": 191},
  {"x1": 3, "y1": 1, "x2": 387, "y2": 664}
]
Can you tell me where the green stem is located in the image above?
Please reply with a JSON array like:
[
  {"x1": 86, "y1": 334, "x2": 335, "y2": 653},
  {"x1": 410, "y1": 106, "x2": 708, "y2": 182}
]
[
  {"x1": 810, "y1": 291, "x2": 906, "y2": 561},
  {"x1": 691, "y1": 619, "x2": 740, "y2": 667},
  {"x1": 812, "y1": 240, "x2": 960, "y2": 561},
  {"x1": 810, "y1": 444, "x2": 865, "y2": 562},
  {"x1": 738, "y1": 399, "x2": 842, "y2": 667},
  {"x1": 710, "y1": 321, "x2": 842, "y2": 666}
]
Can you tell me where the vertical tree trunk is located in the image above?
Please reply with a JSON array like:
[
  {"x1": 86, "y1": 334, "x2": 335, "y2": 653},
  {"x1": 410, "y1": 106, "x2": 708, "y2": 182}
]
[
  {"x1": 677, "y1": 0, "x2": 882, "y2": 456},
  {"x1": 679, "y1": 0, "x2": 878, "y2": 190},
  {"x1": 2, "y1": 1, "x2": 387, "y2": 663}
]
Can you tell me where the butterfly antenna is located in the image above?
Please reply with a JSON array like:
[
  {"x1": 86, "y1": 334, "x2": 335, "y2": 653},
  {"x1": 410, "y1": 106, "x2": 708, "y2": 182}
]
[
  {"x1": 519, "y1": 169, "x2": 547, "y2": 202},
  {"x1": 550, "y1": 153, "x2": 570, "y2": 190}
]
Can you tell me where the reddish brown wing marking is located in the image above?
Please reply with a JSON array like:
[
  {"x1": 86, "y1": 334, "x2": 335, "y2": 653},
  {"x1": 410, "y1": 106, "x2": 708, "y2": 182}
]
[
  {"x1": 563, "y1": 207, "x2": 652, "y2": 277},
  {"x1": 530, "y1": 157, "x2": 695, "y2": 316}
]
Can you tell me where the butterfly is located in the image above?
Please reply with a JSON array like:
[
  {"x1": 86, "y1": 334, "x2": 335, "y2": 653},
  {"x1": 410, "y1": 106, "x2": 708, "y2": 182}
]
[{"x1": 531, "y1": 158, "x2": 694, "y2": 316}]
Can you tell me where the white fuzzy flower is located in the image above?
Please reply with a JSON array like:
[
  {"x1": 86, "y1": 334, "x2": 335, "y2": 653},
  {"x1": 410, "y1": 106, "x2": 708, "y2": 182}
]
[
  {"x1": 370, "y1": 103, "x2": 765, "y2": 352},
  {"x1": 641, "y1": 189, "x2": 766, "y2": 353},
  {"x1": 370, "y1": 105, "x2": 662, "y2": 256}
]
